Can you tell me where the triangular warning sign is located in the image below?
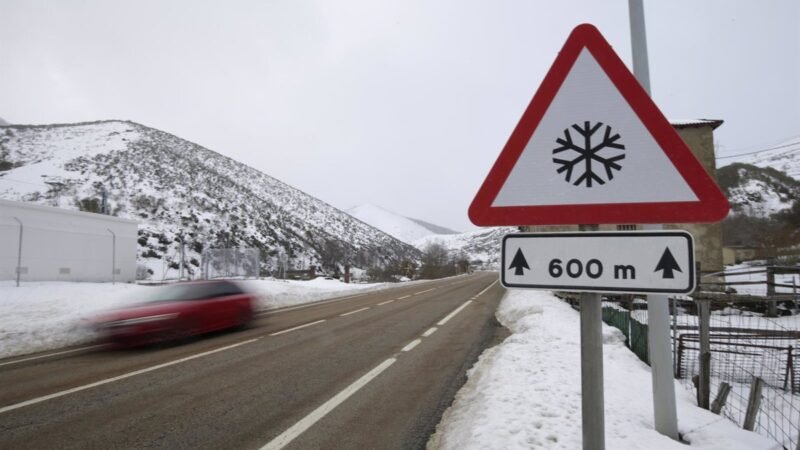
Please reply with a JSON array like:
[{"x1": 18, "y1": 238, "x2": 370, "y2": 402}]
[{"x1": 469, "y1": 24, "x2": 729, "y2": 226}]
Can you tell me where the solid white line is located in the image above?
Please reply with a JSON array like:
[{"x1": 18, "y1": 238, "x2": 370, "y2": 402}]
[
  {"x1": 475, "y1": 280, "x2": 498, "y2": 297},
  {"x1": 340, "y1": 307, "x2": 369, "y2": 317},
  {"x1": 422, "y1": 327, "x2": 437, "y2": 337},
  {"x1": 397, "y1": 295, "x2": 411, "y2": 300},
  {"x1": 413, "y1": 288, "x2": 436, "y2": 295},
  {"x1": 269, "y1": 320, "x2": 326, "y2": 336},
  {"x1": 0, "y1": 345, "x2": 104, "y2": 368},
  {"x1": 377, "y1": 300, "x2": 395, "y2": 306},
  {"x1": 437, "y1": 301, "x2": 473, "y2": 326},
  {"x1": 401, "y1": 339, "x2": 421, "y2": 352},
  {"x1": 0, "y1": 338, "x2": 259, "y2": 415},
  {"x1": 260, "y1": 358, "x2": 397, "y2": 450}
]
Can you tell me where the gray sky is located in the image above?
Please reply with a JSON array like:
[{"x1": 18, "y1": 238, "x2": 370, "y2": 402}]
[{"x1": 1, "y1": 0, "x2": 798, "y2": 231}]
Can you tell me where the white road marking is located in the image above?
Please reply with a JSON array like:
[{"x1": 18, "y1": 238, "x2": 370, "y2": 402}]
[
  {"x1": 260, "y1": 358, "x2": 397, "y2": 450},
  {"x1": 340, "y1": 307, "x2": 369, "y2": 317},
  {"x1": 377, "y1": 300, "x2": 395, "y2": 306},
  {"x1": 0, "y1": 345, "x2": 104, "y2": 368},
  {"x1": 437, "y1": 301, "x2": 473, "y2": 326},
  {"x1": 475, "y1": 280, "x2": 498, "y2": 297},
  {"x1": 397, "y1": 295, "x2": 411, "y2": 300},
  {"x1": 401, "y1": 339, "x2": 421, "y2": 352},
  {"x1": 422, "y1": 327, "x2": 437, "y2": 337},
  {"x1": 269, "y1": 320, "x2": 326, "y2": 336},
  {"x1": 257, "y1": 292, "x2": 374, "y2": 316},
  {"x1": 413, "y1": 288, "x2": 436, "y2": 295},
  {"x1": 0, "y1": 338, "x2": 259, "y2": 415}
]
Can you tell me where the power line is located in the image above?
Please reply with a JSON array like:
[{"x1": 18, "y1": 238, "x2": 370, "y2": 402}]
[{"x1": 716, "y1": 139, "x2": 800, "y2": 160}]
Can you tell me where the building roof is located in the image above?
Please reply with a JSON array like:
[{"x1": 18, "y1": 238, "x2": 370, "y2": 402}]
[{"x1": 670, "y1": 119, "x2": 724, "y2": 130}]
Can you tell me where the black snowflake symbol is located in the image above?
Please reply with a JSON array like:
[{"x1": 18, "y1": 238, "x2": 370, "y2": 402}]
[{"x1": 553, "y1": 121, "x2": 625, "y2": 187}]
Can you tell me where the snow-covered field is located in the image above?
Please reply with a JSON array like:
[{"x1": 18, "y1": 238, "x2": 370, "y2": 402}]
[
  {"x1": 0, "y1": 278, "x2": 396, "y2": 359},
  {"x1": 429, "y1": 290, "x2": 780, "y2": 450}
]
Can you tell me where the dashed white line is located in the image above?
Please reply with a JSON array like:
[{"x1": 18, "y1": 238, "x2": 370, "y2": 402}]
[
  {"x1": 0, "y1": 345, "x2": 104, "y2": 368},
  {"x1": 260, "y1": 358, "x2": 397, "y2": 450},
  {"x1": 0, "y1": 338, "x2": 259, "y2": 415},
  {"x1": 269, "y1": 320, "x2": 326, "y2": 336},
  {"x1": 422, "y1": 327, "x2": 437, "y2": 337},
  {"x1": 437, "y1": 301, "x2": 473, "y2": 326},
  {"x1": 377, "y1": 300, "x2": 395, "y2": 306},
  {"x1": 413, "y1": 288, "x2": 436, "y2": 295},
  {"x1": 340, "y1": 307, "x2": 370, "y2": 317},
  {"x1": 401, "y1": 339, "x2": 421, "y2": 352},
  {"x1": 396, "y1": 295, "x2": 411, "y2": 300}
]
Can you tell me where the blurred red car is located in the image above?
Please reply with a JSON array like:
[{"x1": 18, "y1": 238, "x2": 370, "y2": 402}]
[{"x1": 93, "y1": 280, "x2": 255, "y2": 347}]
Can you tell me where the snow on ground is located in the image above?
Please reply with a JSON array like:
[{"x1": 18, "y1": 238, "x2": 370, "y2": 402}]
[
  {"x1": 428, "y1": 290, "x2": 780, "y2": 450},
  {"x1": 0, "y1": 278, "x2": 401, "y2": 359}
]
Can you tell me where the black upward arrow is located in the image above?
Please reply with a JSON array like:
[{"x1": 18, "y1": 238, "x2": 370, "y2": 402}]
[
  {"x1": 508, "y1": 248, "x2": 530, "y2": 276},
  {"x1": 654, "y1": 247, "x2": 682, "y2": 279}
]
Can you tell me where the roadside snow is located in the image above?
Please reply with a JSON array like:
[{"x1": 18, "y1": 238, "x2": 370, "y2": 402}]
[
  {"x1": 428, "y1": 290, "x2": 781, "y2": 450},
  {"x1": 0, "y1": 278, "x2": 398, "y2": 359}
]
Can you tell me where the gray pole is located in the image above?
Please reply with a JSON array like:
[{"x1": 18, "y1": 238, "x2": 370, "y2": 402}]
[
  {"x1": 107, "y1": 228, "x2": 116, "y2": 285},
  {"x1": 581, "y1": 292, "x2": 605, "y2": 450},
  {"x1": 577, "y1": 225, "x2": 604, "y2": 450},
  {"x1": 13, "y1": 217, "x2": 22, "y2": 287},
  {"x1": 629, "y1": 0, "x2": 679, "y2": 439}
]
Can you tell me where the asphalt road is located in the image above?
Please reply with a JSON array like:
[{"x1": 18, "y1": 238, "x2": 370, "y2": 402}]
[{"x1": 0, "y1": 272, "x2": 506, "y2": 449}]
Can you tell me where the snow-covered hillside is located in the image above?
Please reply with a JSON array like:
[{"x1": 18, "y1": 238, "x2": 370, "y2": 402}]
[
  {"x1": 0, "y1": 121, "x2": 420, "y2": 278},
  {"x1": 347, "y1": 203, "x2": 457, "y2": 244},
  {"x1": 415, "y1": 227, "x2": 517, "y2": 269},
  {"x1": 717, "y1": 163, "x2": 800, "y2": 217}
]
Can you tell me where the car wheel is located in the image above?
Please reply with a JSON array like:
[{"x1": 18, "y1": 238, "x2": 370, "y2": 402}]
[{"x1": 236, "y1": 309, "x2": 253, "y2": 330}]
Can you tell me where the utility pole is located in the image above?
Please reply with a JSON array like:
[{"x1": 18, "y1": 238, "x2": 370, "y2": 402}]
[
  {"x1": 629, "y1": 0, "x2": 679, "y2": 440},
  {"x1": 13, "y1": 217, "x2": 23, "y2": 287}
]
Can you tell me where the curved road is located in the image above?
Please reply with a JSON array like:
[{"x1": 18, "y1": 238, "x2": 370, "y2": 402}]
[{"x1": 0, "y1": 272, "x2": 505, "y2": 449}]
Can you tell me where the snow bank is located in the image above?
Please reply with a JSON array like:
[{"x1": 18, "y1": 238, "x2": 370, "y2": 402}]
[
  {"x1": 0, "y1": 278, "x2": 399, "y2": 359},
  {"x1": 429, "y1": 290, "x2": 780, "y2": 450}
]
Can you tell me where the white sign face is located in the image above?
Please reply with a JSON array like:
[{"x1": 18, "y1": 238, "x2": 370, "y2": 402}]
[
  {"x1": 502, "y1": 231, "x2": 695, "y2": 294},
  {"x1": 491, "y1": 48, "x2": 698, "y2": 208}
]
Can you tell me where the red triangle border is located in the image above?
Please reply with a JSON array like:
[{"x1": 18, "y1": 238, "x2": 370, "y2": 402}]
[{"x1": 469, "y1": 24, "x2": 730, "y2": 226}]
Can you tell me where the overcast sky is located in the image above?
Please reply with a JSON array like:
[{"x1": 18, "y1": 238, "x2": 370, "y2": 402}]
[{"x1": 1, "y1": 0, "x2": 798, "y2": 231}]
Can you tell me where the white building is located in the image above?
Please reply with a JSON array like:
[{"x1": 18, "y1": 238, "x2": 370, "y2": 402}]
[{"x1": 0, "y1": 199, "x2": 138, "y2": 283}]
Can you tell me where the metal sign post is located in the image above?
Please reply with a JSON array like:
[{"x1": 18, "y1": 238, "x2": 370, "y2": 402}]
[
  {"x1": 629, "y1": 0, "x2": 679, "y2": 439},
  {"x1": 581, "y1": 292, "x2": 605, "y2": 450}
]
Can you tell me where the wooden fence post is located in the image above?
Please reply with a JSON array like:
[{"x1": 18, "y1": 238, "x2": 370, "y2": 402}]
[
  {"x1": 697, "y1": 299, "x2": 711, "y2": 409},
  {"x1": 710, "y1": 382, "x2": 732, "y2": 414},
  {"x1": 766, "y1": 266, "x2": 777, "y2": 317},
  {"x1": 743, "y1": 377, "x2": 764, "y2": 431}
]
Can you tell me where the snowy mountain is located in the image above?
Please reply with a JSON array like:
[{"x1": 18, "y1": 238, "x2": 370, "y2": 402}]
[
  {"x1": 346, "y1": 203, "x2": 457, "y2": 244},
  {"x1": 414, "y1": 227, "x2": 518, "y2": 269},
  {"x1": 0, "y1": 120, "x2": 420, "y2": 278},
  {"x1": 0, "y1": 117, "x2": 9, "y2": 126},
  {"x1": 718, "y1": 163, "x2": 800, "y2": 218}
]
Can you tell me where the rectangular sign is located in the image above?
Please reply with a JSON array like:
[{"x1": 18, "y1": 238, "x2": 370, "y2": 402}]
[{"x1": 502, "y1": 231, "x2": 695, "y2": 294}]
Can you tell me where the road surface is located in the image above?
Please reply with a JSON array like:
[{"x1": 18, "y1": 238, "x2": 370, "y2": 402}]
[{"x1": 0, "y1": 272, "x2": 505, "y2": 449}]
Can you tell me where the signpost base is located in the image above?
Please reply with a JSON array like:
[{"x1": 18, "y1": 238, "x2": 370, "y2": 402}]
[{"x1": 580, "y1": 292, "x2": 605, "y2": 450}]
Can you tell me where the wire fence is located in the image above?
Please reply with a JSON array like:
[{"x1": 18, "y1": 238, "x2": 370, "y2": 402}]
[
  {"x1": 593, "y1": 265, "x2": 800, "y2": 449},
  {"x1": 200, "y1": 248, "x2": 260, "y2": 280}
]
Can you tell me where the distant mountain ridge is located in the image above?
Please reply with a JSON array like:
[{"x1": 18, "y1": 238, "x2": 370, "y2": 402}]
[
  {"x1": 0, "y1": 120, "x2": 420, "y2": 278},
  {"x1": 346, "y1": 203, "x2": 457, "y2": 244}
]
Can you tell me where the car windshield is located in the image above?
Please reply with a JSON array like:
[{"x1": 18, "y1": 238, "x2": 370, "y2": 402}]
[{"x1": 138, "y1": 284, "x2": 213, "y2": 303}]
